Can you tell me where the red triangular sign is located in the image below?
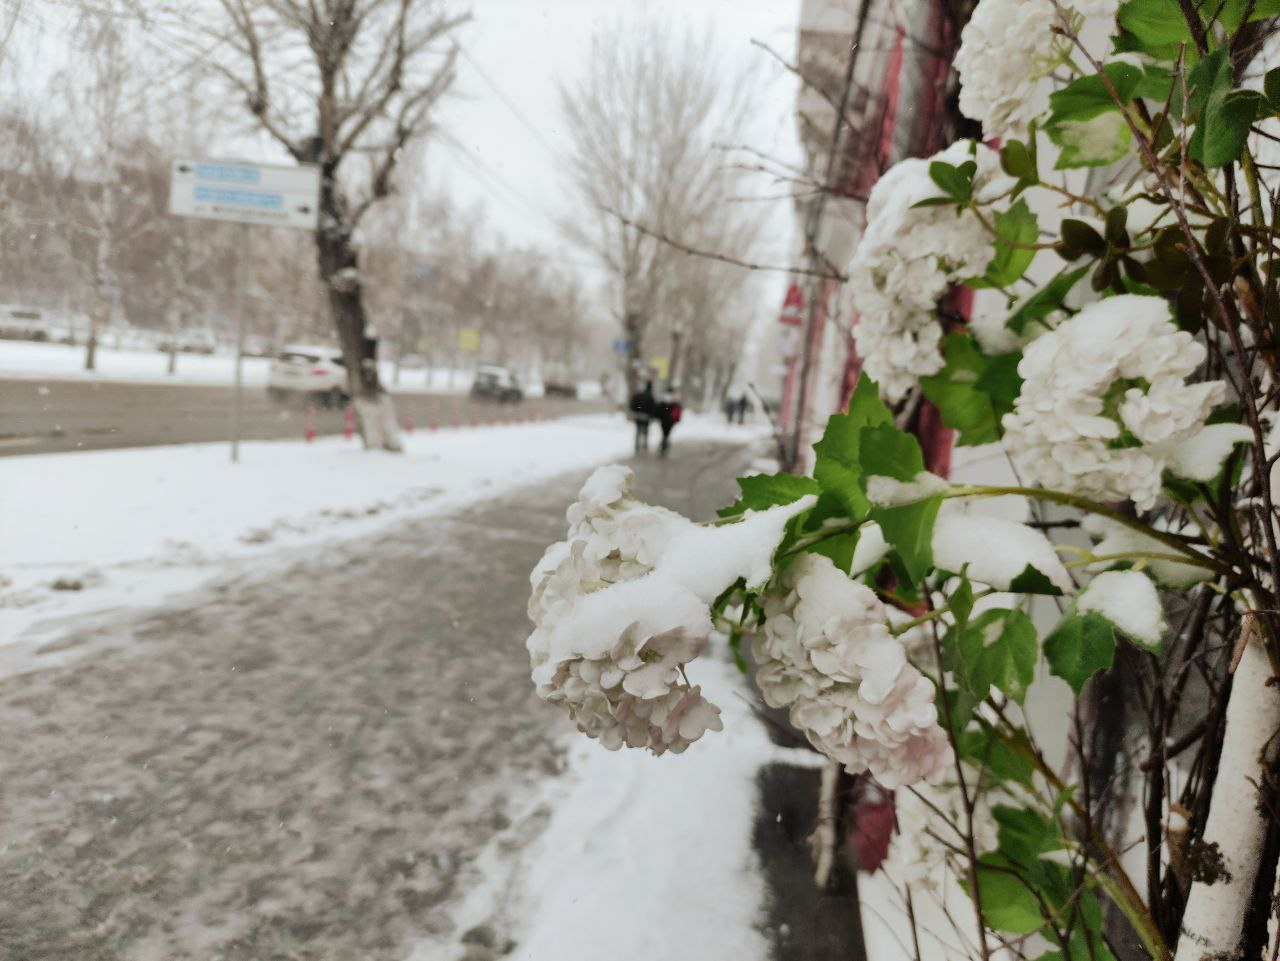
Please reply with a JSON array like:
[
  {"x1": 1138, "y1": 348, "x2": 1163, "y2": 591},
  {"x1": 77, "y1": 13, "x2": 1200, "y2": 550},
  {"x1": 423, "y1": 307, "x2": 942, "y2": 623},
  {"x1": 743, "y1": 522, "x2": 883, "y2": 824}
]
[{"x1": 782, "y1": 282, "x2": 804, "y2": 313}]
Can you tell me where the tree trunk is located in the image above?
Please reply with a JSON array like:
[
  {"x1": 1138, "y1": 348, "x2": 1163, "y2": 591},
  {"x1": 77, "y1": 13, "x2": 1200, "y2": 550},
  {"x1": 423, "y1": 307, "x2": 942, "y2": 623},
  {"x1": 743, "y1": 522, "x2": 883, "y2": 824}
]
[
  {"x1": 623, "y1": 310, "x2": 644, "y2": 394},
  {"x1": 1174, "y1": 629, "x2": 1280, "y2": 961},
  {"x1": 315, "y1": 174, "x2": 402, "y2": 453}
]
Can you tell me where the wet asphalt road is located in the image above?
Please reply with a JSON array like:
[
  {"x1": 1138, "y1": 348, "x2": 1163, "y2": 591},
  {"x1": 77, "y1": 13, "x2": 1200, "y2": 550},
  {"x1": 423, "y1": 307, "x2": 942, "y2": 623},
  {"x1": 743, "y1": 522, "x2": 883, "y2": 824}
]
[
  {"x1": 0, "y1": 378, "x2": 607, "y2": 456},
  {"x1": 0, "y1": 440, "x2": 757, "y2": 961}
]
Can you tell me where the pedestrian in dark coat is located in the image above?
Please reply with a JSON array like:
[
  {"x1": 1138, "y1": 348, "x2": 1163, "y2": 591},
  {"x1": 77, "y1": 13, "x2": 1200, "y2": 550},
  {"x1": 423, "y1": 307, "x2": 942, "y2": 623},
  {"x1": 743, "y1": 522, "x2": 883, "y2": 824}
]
[
  {"x1": 657, "y1": 387, "x2": 682, "y2": 456},
  {"x1": 629, "y1": 380, "x2": 656, "y2": 452}
]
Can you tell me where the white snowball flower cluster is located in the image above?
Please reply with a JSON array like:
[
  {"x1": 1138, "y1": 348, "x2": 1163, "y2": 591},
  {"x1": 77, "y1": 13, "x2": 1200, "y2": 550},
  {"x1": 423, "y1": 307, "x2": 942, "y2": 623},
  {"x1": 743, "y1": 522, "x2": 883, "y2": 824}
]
[
  {"x1": 955, "y1": 0, "x2": 1119, "y2": 139},
  {"x1": 753, "y1": 553, "x2": 951, "y2": 788},
  {"x1": 1002, "y1": 295, "x2": 1226, "y2": 510},
  {"x1": 848, "y1": 141, "x2": 1011, "y2": 402},
  {"x1": 528, "y1": 465, "x2": 814, "y2": 756}
]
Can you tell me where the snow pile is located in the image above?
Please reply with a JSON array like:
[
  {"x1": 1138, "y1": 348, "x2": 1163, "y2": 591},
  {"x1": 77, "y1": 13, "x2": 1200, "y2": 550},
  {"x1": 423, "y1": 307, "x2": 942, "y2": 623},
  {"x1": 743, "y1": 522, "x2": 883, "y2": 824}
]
[
  {"x1": 848, "y1": 141, "x2": 1010, "y2": 401},
  {"x1": 526, "y1": 465, "x2": 812, "y2": 755},
  {"x1": 1002, "y1": 295, "x2": 1231, "y2": 509},
  {"x1": 753, "y1": 553, "x2": 951, "y2": 788},
  {"x1": 0, "y1": 414, "x2": 641, "y2": 646}
]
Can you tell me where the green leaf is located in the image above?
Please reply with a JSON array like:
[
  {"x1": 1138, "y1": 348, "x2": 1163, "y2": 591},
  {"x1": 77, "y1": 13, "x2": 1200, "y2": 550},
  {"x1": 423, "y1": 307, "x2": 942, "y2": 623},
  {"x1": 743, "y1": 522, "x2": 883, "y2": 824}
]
[
  {"x1": 929, "y1": 159, "x2": 976, "y2": 203},
  {"x1": 859, "y1": 422, "x2": 924, "y2": 482},
  {"x1": 719, "y1": 472, "x2": 820, "y2": 518},
  {"x1": 807, "y1": 531, "x2": 858, "y2": 574},
  {"x1": 870, "y1": 497, "x2": 941, "y2": 584},
  {"x1": 1006, "y1": 266, "x2": 1091, "y2": 334},
  {"x1": 919, "y1": 335, "x2": 1022, "y2": 447},
  {"x1": 1009, "y1": 563, "x2": 1065, "y2": 596},
  {"x1": 956, "y1": 609, "x2": 1038, "y2": 705},
  {"x1": 1265, "y1": 65, "x2": 1280, "y2": 109},
  {"x1": 970, "y1": 199, "x2": 1038, "y2": 289},
  {"x1": 957, "y1": 723, "x2": 1037, "y2": 786},
  {"x1": 1185, "y1": 50, "x2": 1260, "y2": 168},
  {"x1": 1044, "y1": 612, "x2": 1117, "y2": 694},
  {"x1": 971, "y1": 853, "x2": 1046, "y2": 934},
  {"x1": 1118, "y1": 0, "x2": 1192, "y2": 55},
  {"x1": 1046, "y1": 63, "x2": 1144, "y2": 129},
  {"x1": 811, "y1": 376, "x2": 892, "y2": 521},
  {"x1": 1058, "y1": 220, "x2": 1106, "y2": 262},
  {"x1": 910, "y1": 196, "x2": 961, "y2": 209},
  {"x1": 1000, "y1": 139, "x2": 1038, "y2": 183},
  {"x1": 994, "y1": 805, "x2": 1063, "y2": 869},
  {"x1": 950, "y1": 570, "x2": 975, "y2": 628}
]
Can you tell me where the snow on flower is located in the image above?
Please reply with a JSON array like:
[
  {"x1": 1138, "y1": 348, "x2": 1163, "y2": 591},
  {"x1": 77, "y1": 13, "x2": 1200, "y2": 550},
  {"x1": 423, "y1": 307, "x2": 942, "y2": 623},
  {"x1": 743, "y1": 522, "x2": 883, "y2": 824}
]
[
  {"x1": 1077, "y1": 569, "x2": 1167, "y2": 649},
  {"x1": 752, "y1": 553, "x2": 951, "y2": 788},
  {"x1": 527, "y1": 465, "x2": 814, "y2": 756},
  {"x1": 1002, "y1": 295, "x2": 1227, "y2": 510},
  {"x1": 847, "y1": 140, "x2": 1012, "y2": 402}
]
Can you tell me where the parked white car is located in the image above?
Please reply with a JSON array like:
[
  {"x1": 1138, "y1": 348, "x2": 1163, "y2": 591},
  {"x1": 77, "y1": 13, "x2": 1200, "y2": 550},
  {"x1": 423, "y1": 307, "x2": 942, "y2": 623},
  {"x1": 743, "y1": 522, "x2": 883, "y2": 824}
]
[{"x1": 267, "y1": 344, "x2": 349, "y2": 406}]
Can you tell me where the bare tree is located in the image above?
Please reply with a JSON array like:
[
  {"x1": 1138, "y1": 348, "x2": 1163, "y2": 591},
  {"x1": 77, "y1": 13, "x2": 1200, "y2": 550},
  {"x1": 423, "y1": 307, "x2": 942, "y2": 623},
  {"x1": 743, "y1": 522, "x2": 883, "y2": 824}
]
[
  {"x1": 53, "y1": 2, "x2": 148, "y2": 370},
  {"x1": 559, "y1": 17, "x2": 756, "y2": 391},
  {"x1": 181, "y1": 0, "x2": 465, "y2": 450}
]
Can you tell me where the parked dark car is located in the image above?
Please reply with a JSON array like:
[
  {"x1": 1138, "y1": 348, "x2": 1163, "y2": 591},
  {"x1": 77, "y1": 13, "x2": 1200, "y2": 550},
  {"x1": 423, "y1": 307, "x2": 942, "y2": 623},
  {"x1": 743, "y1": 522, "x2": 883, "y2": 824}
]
[
  {"x1": 543, "y1": 380, "x2": 578, "y2": 398},
  {"x1": 470, "y1": 364, "x2": 523, "y2": 403}
]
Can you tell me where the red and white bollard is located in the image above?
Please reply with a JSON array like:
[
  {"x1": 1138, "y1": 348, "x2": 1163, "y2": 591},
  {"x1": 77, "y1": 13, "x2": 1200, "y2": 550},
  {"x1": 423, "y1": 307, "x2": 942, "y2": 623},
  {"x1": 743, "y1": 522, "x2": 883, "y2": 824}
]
[
  {"x1": 343, "y1": 403, "x2": 355, "y2": 441},
  {"x1": 405, "y1": 408, "x2": 415, "y2": 434},
  {"x1": 305, "y1": 403, "x2": 316, "y2": 443},
  {"x1": 429, "y1": 409, "x2": 439, "y2": 432}
]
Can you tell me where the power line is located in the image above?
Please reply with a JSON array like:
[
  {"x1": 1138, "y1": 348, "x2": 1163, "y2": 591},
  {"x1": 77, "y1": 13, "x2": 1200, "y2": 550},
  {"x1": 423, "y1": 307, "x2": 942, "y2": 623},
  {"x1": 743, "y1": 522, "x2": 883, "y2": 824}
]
[{"x1": 456, "y1": 44, "x2": 561, "y2": 159}]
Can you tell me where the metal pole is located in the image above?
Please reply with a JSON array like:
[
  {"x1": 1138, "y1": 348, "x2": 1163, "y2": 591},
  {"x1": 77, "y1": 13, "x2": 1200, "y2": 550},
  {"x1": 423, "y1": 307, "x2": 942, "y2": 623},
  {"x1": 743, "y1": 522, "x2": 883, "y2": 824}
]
[{"x1": 231, "y1": 222, "x2": 249, "y2": 463}]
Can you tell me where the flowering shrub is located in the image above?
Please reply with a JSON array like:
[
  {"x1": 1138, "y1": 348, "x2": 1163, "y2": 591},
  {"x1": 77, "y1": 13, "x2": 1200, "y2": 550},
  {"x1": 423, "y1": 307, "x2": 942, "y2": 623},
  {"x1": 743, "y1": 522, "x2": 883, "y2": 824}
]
[{"x1": 527, "y1": 1, "x2": 1280, "y2": 959}]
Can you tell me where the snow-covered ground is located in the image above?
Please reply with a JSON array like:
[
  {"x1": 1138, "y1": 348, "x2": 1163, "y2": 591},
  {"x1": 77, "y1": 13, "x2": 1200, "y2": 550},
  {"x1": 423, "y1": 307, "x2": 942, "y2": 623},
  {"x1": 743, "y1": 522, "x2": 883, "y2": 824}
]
[
  {"x1": 0, "y1": 339, "x2": 607, "y2": 398},
  {"x1": 3, "y1": 414, "x2": 641, "y2": 646},
  {"x1": 0, "y1": 339, "x2": 466, "y2": 392},
  {"x1": 0, "y1": 412, "x2": 765, "y2": 649},
  {"x1": 410, "y1": 651, "x2": 821, "y2": 961}
]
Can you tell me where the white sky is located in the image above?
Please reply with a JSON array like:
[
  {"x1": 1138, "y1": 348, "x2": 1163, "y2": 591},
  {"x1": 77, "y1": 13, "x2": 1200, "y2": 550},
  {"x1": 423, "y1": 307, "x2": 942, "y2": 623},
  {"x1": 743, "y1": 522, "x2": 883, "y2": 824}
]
[{"x1": 427, "y1": 0, "x2": 803, "y2": 278}]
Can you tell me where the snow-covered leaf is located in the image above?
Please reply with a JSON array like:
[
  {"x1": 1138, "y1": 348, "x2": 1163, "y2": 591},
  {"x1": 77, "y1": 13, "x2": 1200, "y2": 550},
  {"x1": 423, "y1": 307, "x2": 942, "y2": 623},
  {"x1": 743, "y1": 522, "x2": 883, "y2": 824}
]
[
  {"x1": 718, "y1": 472, "x2": 820, "y2": 518},
  {"x1": 1162, "y1": 422, "x2": 1252, "y2": 483},
  {"x1": 1076, "y1": 570, "x2": 1166, "y2": 651},
  {"x1": 932, "y1": 503, "x2": 1073, "y2": 594}
]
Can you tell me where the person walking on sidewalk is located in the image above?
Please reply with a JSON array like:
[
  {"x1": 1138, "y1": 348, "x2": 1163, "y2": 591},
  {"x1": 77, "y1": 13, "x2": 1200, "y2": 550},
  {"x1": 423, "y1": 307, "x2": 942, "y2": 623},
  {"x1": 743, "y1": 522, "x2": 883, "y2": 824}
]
[
  {"x1": 657, "y1": 385, "x2": 683, "y2": 457},
  {"x1": 629, "y1": 380, "x2": 656, "y2": 452}
]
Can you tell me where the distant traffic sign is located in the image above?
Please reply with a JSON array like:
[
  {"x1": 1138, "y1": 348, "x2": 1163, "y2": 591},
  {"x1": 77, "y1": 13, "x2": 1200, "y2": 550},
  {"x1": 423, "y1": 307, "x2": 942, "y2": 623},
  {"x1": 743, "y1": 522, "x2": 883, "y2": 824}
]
[
  {"x1": 458, "y1": 328, "x2": 480, "y2": 352},
  {"x1": 169, "y1": 159, "x2": 320, "y2": 231},
  {"x1": 612, "y1": 337, "x2": 631, "y2": 355},
  {"x1": 780, "y1": 281, "x2": 804, "y2": 325}
]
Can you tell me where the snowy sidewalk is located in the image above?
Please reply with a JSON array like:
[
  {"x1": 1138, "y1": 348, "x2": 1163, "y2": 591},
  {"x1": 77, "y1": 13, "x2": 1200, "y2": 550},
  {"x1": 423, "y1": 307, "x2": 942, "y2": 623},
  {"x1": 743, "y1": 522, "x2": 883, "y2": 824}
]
[{"x1": 0, "y1": 430, "x2": 790, "y2": 961}]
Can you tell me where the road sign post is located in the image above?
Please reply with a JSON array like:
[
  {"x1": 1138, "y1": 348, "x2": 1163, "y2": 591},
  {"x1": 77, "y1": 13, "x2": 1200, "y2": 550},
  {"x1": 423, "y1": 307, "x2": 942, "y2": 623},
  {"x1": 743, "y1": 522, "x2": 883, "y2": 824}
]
[{"x1": 169, "y1": 158, "x2": 320, "y2": 463}]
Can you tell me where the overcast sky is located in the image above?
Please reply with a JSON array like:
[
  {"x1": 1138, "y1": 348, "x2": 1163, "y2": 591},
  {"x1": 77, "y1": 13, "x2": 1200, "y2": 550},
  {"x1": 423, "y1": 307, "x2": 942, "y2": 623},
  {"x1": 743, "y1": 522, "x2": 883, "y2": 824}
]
[{"x1": 427, "y1": 0, "x2": 803, "y2": 279}]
